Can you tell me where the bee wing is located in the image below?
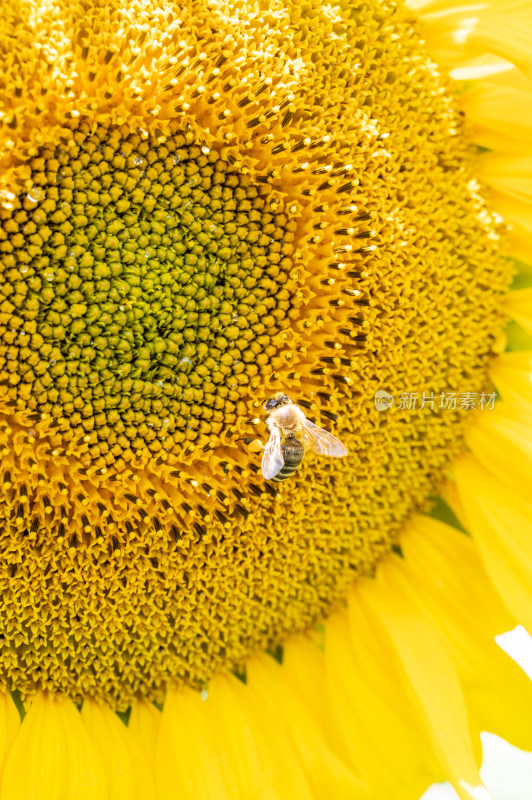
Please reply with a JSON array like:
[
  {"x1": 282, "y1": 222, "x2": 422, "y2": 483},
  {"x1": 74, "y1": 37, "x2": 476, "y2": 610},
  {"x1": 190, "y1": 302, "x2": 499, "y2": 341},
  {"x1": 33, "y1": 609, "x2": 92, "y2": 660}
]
[
  {"x1": 299, "y1": 416, "x2": 348, "y2": 457},
  {"x1": 261, "y1": 426, "x2": 285, "y2": 479}
]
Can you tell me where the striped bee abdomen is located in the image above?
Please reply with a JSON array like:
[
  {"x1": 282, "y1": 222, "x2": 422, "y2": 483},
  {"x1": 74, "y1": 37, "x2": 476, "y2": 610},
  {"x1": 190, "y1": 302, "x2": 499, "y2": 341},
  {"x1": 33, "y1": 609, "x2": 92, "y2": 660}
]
[{"x1": 271, "y1": 438, "x2": 305, "y2": 482}]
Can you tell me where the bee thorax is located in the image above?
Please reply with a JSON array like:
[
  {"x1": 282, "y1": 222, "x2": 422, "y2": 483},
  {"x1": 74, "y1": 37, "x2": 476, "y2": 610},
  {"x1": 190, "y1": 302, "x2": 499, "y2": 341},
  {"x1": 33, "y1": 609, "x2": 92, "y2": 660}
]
[{"x1": 271, "y1": 404, "x2": 300, "y2": 430}]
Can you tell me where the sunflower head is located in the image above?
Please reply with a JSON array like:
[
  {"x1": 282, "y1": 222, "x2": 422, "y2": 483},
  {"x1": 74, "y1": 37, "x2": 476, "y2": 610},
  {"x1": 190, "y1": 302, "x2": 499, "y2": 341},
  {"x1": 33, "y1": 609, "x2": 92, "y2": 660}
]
[{"x1": 0, "y1": 0, "x2": 512, "y2": 709}]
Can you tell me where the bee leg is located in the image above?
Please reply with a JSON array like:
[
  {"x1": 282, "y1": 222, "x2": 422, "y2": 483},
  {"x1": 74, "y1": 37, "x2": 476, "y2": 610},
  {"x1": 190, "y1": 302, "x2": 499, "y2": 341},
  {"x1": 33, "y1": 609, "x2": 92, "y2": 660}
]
[
  {"x1": 237, "y1": 437, "x2": 263, "y2": 449},
  {"x1": 246, "y1": 438, "x2": 264, "y2": 454}
]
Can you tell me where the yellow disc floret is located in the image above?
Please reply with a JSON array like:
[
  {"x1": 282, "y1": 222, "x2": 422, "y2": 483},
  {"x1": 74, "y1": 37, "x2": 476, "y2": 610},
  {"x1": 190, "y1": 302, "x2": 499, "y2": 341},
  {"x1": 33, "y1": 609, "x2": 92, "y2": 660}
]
[{"x1": 0, "y1": 0, "x2": 511, "y2": 707}]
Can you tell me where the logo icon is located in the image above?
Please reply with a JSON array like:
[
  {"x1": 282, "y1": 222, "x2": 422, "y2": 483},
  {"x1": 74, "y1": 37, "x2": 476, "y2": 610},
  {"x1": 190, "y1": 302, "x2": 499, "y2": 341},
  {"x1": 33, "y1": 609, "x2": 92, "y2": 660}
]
[{"x1": 374, "y1": 389, "x2": 394, "y2": 412}]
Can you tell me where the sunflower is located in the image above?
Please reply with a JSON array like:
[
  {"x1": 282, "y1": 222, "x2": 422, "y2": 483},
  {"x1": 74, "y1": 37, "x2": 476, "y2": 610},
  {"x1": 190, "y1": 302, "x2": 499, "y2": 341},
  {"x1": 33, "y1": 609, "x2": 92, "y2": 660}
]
[{"x1": 0, "y1": 0, "x2": 531, "y2": 796}]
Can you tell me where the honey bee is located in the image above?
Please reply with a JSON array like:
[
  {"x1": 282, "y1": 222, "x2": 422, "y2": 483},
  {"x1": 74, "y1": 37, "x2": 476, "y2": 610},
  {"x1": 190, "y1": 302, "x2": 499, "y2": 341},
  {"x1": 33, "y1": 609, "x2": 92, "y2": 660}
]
[{"x1": 261, "y1": 392, "x2": 348, "y2": 482}]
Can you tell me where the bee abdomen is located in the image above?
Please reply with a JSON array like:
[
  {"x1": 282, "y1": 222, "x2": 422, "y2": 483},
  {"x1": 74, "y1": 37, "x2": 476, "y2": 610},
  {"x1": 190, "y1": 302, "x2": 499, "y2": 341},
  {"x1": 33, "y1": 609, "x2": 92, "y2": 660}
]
[{"x1": 271, "y1": 440, "x2": 304, "y2": 482}]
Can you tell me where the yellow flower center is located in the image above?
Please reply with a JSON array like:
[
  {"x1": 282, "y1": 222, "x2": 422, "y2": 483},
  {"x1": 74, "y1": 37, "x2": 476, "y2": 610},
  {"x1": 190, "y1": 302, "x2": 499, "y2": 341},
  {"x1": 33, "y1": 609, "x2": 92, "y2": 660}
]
[{"x1": 0, "y1": 0, "x2": 511, "y2": 708}]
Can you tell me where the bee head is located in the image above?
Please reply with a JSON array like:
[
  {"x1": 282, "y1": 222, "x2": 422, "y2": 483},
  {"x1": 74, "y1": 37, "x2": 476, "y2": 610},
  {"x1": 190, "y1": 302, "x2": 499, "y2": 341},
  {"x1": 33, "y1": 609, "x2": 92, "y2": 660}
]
[{"x1": 263, "y1": 392, "x2": 291, "y2": 411}]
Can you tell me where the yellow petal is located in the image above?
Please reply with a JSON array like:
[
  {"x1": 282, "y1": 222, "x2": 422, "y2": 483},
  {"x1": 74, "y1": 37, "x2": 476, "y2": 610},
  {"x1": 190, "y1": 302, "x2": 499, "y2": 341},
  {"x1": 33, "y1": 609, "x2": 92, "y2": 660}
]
[
  {"x1": 464, "y1": 403, "x2": 532, "y2": 497},
  {"x1": 157, "y1": 676, "x2": 314, "y2": 800},
  {"x1": 81, "y1": 700, "x2": 156, "y2": 800},
  {"x1": 0, "y1": 693, "x2": 108, "y2": 800},
  {"x1": 506, "y1": 229, "x2": 532, "y2": 267},
  {"x1": 476, "y1": 154, "x2": 532, "y2": 204},
  {"x1": 450, "y1": 57, "x2": 526, "y2": 82},
  {"x1": 400, "y1": 517, "x2": 532, "y2": 751},
  {"x1": 455, "y1": 454, "x2": 532, "y2": 633},
  {"x1": 413, "y1": 3, "x2": 532, "y2": 78},
  {"x1": 221, "y1": 675, "x2": 315, "y2": 800},
  {"x1": 246, "y1": 653, "x2": 369, "y2": 800},
  {"x1": 0, "y1": 695, "x2": 20, "y2": 780},
  {"x1": 403, "y1": 515, "x2": 515, "y2": 640},
  {"x1": 358, "y1": 565, "x2": 491, "y2": 800},
  {"x1": 325, "y1": 609, "x2": 442, "y2": 800},
  {"x1": 282, "y1": 635, "x2": 352, "y2": 764},
  {"x1": 156, "y1": 686, "x2": 229, "y2": 800},
  {"x1": 459, "y1": 70, "x2": 532, "y2": 155},
  {"x1": 198, "y1": 674, "x2": 279, "y2": 800},
  {"x1": 490, "y1": 350, "x2": 532, "y2": 406},
  {"x1": 485, "y1": 189, "x2": 532, "y2": 267},
  {"x1": 128, "y1": 699, "x2": 161, "y2": 766},
  {"x1": 504, "y1": 288, "x2": 532, "y2": 334},
  {"x1": 441, "y1": 479, "x2": 472, "y2": 531},
  {"x1": 207, "y1": 672, "x2": 315, "y2": 800},
  {"x1": 474, "y1": 153, "x2": 532, "y2": 263}
]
